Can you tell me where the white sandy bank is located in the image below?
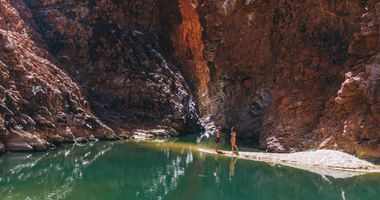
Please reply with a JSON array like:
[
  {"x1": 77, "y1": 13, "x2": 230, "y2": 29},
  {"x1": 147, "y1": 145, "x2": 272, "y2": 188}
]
[{"x1": 198, "y1": 149, "x2": 380, "y2": 178}]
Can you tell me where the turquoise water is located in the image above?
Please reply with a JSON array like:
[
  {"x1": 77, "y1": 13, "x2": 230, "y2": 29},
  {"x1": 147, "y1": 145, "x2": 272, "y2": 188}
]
[{"x1": 0, "y1": 138, "x2": 379, "y2": 200}]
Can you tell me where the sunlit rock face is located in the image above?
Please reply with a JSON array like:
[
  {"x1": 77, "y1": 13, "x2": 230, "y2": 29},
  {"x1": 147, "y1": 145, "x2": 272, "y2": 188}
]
[
  {"x1": 196, "y1": 0, "x2": 380, "y2": 161},
  {"x1": 0, "y1": 0, "x2": 116, "y2": 151},
  {"x1": 334, "y1": 0, "x2": 380, "y2": 160},
  {"x1": 169, "y1": 0, "x2": 211, "y2": 115}
]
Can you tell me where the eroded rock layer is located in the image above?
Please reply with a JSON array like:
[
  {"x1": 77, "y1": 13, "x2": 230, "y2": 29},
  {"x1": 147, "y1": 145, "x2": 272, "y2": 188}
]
[{"x1": 0, "y1": 0, "x2": 116, "y2": 151}]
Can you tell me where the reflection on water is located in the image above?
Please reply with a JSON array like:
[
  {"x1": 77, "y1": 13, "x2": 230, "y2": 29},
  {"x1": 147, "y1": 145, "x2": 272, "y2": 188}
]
[
  {"x1": 0, "y1": 143, "x2": 113, "y2": 200},
  {"x1": 0, "y1": 140, "x2": 379, "y2": 200},
  {"x1": 229, "y1": 157, "x2": 238, "y2": 180}
]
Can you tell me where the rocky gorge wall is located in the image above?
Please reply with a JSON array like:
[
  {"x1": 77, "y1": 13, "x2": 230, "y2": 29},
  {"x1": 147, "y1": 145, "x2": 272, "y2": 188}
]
[
  {"x1": 0, "y1": 0, "x2": 204, "y2": 152},
  {"x1": 24, "y1": 0, "x2": 203, "y2": 134},
  {"x1": 0, "y1": 0, "x2": 116, "y2": 152},
  {"x1": 196, "y1": 0, "x2": 380, "y2": 161},
  {"x1": 0, "y1": 0, "x2": 379, "y2": 161}
]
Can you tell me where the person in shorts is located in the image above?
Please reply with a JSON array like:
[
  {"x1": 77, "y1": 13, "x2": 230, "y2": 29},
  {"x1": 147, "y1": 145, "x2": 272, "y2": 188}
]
[{"x1": 215, "y1": 127, "x2": 221, "y2": 153}]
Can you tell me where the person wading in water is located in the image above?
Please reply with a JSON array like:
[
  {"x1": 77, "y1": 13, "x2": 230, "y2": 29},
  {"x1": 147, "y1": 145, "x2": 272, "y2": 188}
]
[
  {"x1": 230, "y1": 127, "x2": 239, "y2": 155},
  {"x1": 214, "y1": 127, "x2": 221, "y2": 153}
]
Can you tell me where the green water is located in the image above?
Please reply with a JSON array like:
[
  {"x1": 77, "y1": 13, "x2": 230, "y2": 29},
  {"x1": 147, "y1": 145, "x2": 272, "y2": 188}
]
[{"x1": 0, "y1": 138, "x2": 379, "y2": 200}]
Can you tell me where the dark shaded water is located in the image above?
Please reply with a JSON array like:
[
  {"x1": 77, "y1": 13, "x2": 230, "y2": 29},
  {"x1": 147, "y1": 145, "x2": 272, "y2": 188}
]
[{"x1": 0, "y1": 138, "x2": 379, "y2": 200}]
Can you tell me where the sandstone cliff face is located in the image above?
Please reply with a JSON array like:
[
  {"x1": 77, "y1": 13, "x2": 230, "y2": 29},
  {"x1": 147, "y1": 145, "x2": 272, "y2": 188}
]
[
  {"x1": 25, "y1": 0, "x2": 203, "y2": 135},
  {"x1": 0, "y1": 0, "x2": 379, "y2": 161},
  {"x1": 0, "y1": 0, "x2": 202, "y2": 152},
  {"x1": 333, "y1": 0, "x2": 380, "y2": 160},
  {"x1": 0, "y1": 0, "x2": 115, "y2": 152},
  {"x1": 196, "y1": 0, "x2": 379, "y2": 161}
]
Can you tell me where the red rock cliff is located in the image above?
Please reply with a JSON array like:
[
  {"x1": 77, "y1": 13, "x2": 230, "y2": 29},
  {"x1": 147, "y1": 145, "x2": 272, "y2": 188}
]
[
  {"x1": 0, "y1": 0, "x2": 379, "y2": 161},
  {"x1": 24, "y1": 0, "x2": 203, "y2": 135},
  {"x1": 197, "y1": 0, "x2": 379, "y2": 161},
  {"x1": 0, "y1": 0, "x2": 115, "y2": 152}
]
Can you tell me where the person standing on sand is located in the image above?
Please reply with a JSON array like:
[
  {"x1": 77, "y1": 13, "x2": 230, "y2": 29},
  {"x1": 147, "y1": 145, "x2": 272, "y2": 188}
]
[
  {"x1": 230, "y1": 127, "x2": 239, "y2": 155},
  {"x1": 214, "y1": 127, "x2": 221, "y2": 153}
]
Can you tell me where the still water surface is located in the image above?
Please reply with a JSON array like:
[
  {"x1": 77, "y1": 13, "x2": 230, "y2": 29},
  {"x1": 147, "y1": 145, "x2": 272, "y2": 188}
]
[{"x1": 0, "y1": 137, "x2": 379, "y2": 200}]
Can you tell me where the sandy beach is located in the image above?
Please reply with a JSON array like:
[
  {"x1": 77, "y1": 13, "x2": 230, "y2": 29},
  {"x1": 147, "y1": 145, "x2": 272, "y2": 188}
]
[{"x1": 199, "y1": 149, "x2": 380, "y2": 178}]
